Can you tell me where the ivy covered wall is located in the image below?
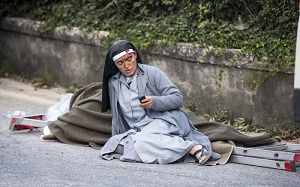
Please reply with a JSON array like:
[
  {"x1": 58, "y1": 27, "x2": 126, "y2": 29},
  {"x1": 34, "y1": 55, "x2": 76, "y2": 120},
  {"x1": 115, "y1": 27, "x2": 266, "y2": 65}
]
[{"x1": 0, "y1": 0, "x2": 298, "y2": 86}]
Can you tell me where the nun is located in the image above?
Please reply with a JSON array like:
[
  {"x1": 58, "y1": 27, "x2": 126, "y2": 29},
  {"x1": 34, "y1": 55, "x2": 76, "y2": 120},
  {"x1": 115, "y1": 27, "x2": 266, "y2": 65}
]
[{"x1": 100, "y1": 40, "x2": 221, "y2": 165}]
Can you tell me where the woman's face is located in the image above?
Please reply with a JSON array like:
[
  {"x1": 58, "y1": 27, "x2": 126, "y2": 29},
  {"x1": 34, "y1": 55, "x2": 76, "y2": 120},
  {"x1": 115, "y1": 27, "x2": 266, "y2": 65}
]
[{"x1": 114, "y1": 52, "x2": 137, "y2": 77}]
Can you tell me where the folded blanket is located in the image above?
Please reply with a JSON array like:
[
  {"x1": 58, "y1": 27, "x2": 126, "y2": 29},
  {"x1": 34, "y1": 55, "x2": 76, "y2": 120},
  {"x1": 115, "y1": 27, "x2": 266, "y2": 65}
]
[{"x1": 46, "y1": 82, "x2": 277, "y2": 165}]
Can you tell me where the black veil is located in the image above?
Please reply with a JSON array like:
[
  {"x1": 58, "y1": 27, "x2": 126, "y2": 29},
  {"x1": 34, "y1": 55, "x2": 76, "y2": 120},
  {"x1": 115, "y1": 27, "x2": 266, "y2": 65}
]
[{"x1": 101, "y1": 40, "x2": 143, "y2": 112}]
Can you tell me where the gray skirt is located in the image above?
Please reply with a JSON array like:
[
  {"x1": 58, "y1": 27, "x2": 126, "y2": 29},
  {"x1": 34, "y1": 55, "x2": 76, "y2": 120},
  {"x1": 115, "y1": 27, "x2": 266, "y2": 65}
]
[{"x1": 100, "y1": 119, "x2": 196, "y2": 164}]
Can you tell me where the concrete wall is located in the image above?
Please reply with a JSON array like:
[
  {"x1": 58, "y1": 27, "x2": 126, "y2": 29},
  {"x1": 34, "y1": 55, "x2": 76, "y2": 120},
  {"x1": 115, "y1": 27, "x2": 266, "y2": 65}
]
[
  {"x1": 0, "y1": 18, "x2": 108, "y2": 86},
  {"x1": 0, "y1": 17, "x2": 298, "y2": 130}
]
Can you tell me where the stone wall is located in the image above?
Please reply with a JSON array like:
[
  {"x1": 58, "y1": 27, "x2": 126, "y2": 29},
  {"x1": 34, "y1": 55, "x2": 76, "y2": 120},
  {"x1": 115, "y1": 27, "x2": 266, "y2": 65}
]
[
  {"x1": 0, "y1": 17, "x2": 298, "y2": 129},
  {"x1": 0, "y1": 18, "x2": 108, "y2": 86}
]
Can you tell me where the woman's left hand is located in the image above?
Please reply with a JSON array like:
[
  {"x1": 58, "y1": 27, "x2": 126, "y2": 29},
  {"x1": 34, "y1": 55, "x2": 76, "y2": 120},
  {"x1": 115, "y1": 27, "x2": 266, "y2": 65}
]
[{"x1": 139, "y1": 96, "x2": 152, "y2": 108}]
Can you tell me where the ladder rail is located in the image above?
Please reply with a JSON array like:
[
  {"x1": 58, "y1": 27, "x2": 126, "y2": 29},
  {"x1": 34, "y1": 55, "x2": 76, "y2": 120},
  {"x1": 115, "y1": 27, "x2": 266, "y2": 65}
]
[
  {"x1": 229, "y1": 155, "x2": 296, "y2": 172},
  {"x1": 250, "y1": 142, "x2": 300, "y2": 152},
  {"x1": 285, "y1": 143, "x2": 300, "y2": 152},
  {"x1": 233, "y1": 147, "x2": 300, "y2": 162}
]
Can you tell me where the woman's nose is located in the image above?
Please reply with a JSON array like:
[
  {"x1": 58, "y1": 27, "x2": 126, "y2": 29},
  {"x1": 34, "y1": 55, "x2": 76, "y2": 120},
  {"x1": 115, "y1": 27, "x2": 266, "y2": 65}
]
[{"x1": 124, "y1": 61, "x2": 130, "y2": 68}]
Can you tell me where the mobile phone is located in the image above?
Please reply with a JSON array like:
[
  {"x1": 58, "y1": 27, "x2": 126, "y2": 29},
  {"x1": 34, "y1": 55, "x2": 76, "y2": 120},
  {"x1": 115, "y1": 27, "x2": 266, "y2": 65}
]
[{"x1": 139, "y1": 96, "x2": 146, "y2": 103}]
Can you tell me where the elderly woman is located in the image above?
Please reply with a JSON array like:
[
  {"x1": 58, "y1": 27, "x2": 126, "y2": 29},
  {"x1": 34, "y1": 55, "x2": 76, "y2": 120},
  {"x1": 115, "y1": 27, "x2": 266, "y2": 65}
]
[{"x1": 100, "y1": 40, "x2": 220, "y2": 165}]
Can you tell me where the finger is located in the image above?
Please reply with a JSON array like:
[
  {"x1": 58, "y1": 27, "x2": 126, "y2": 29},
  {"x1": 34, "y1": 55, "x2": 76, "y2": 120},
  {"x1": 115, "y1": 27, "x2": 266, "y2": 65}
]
[
  {"x1": 140, "y1": 101, "x2": 151, "y2": 108},
  {"x1": 145, "y1": 96, "x2": 152, "y2": 103}
]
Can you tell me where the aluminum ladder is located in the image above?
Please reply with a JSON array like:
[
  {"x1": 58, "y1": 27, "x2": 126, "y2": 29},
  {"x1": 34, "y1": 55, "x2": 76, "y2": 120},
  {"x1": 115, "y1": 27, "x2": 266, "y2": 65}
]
[{"x1": 229, "y1": 142, "x2": 300, "y2": 172}]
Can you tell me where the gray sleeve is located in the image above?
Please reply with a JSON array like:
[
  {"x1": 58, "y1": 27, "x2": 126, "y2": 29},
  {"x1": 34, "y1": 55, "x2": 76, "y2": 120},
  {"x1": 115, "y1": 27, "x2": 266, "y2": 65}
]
[{"x1": 148, "y1": 68, "x2": 183, "y2": 111}]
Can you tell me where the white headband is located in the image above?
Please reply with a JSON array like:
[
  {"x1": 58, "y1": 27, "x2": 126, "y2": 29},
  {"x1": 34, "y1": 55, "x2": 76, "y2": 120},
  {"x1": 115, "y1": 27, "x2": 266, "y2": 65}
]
[{"x1": 113, "y1": 49, "x2": 135, "y2": 62}]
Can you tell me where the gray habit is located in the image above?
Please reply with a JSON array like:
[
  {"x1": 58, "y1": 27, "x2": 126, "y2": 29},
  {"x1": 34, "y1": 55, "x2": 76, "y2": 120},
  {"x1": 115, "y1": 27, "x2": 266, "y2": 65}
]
[{"x1": 100, "y1": 69, "x2": 197, "y2": 164}]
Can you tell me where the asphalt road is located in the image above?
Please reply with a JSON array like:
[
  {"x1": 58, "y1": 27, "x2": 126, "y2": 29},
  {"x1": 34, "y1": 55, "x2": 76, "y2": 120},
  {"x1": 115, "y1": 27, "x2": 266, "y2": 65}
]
[{"x1": 0, "y1": 78, "x2": 299, "y2": 187}]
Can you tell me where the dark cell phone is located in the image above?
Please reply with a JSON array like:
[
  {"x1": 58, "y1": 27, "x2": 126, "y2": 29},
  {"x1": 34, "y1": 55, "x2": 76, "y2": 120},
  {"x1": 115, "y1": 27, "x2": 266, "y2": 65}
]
[{"x1": 139, "y1": 96, "x2": 146, "y2": 103}]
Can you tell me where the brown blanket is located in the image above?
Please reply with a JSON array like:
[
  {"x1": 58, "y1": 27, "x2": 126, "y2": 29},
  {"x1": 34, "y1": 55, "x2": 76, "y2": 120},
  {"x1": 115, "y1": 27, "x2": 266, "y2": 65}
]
[{"x1": 46, "y1": 82, "x2": 277, "y2": 165}]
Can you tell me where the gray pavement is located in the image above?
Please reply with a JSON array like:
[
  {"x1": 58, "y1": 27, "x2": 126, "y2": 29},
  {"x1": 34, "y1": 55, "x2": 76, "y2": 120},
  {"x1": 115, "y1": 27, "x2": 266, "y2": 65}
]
[{"x1": 0, "y1": 78, "x2": 299, "y2": 187}]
